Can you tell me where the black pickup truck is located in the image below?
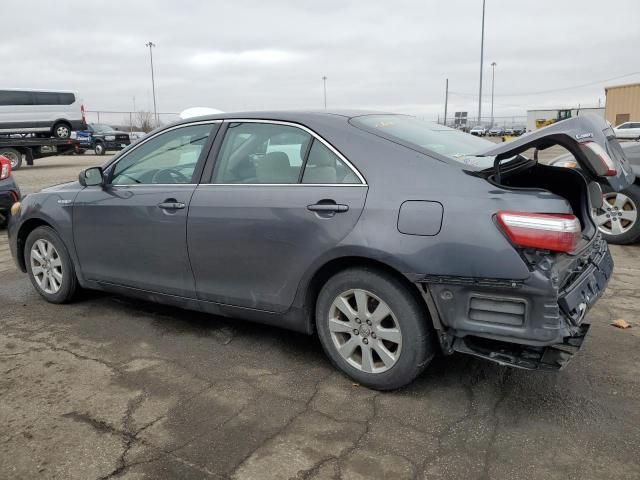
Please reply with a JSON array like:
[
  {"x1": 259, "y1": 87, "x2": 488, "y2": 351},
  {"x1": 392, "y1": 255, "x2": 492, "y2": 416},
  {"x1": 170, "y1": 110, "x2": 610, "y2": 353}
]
[{"x1": 77, "y1": 124, "x2": 131, "y2": 155}]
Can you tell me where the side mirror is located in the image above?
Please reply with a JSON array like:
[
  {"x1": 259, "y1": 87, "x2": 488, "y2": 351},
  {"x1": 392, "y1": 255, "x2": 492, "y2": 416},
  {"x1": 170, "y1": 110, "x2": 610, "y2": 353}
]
[{"x1": 79, "y1": 166, "x2": 104, "y2": 187}]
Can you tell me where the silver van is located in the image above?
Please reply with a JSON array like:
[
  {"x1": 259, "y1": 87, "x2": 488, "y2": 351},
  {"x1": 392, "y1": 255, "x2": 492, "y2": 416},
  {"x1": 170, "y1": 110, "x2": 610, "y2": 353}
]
[{"x1": 0, "y1": 89, "x2": 85, "y2": 138}]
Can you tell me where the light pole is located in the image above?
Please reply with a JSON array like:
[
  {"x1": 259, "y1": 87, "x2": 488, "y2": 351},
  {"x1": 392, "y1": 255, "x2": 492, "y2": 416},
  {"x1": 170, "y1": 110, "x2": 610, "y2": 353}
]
[
  {"x1": 477, "y1": 0, "x2": 486, "y2": 126},
  {"x1": 490, "y1": 62, "x2": 496, "y2": 127},
  {"x1": 322, "y1": 76, "x2": 327, "y2": 109},
  {"x1": 146, "y1": 41, "x2": 158, "y2": 127}
]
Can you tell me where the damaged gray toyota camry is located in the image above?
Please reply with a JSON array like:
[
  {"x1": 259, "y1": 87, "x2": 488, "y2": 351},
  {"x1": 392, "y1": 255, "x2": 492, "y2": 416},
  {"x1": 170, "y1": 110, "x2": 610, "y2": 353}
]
[{"x1": 7, "y1": 111, "x2": 634, "y2": 389}]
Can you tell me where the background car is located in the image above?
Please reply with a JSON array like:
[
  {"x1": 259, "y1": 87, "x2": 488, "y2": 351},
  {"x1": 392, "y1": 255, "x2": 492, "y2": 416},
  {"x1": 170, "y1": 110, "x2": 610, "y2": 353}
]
[
  {"x1": 613, "y1": 122, "x2": 640, "y2": 140},
  {"x1": 469, "y1": 125, "x2": 486, "y2": 136},
  {"x1": 77, "y1": 123, "x2": 131, "y2": 155},
  {"x1": 0, "y1": 89, "x2": 85, "y2": 139},
  {"x1": 551, "y1": 141, "x2": 640, "y2": 244},
  {"x1": 0, "y1": 154, "x2": 20, "y2": 227},
  {"x1": 488, "y1": 126, "x2": 504, "y2": 136}
]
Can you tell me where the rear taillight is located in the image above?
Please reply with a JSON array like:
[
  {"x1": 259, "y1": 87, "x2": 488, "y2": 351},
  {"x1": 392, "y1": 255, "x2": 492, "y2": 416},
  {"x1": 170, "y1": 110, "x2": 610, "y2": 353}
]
[
  {"x1": 0, "y1": 155, "x2": 10, "y2": 180},
  {"x1": 496, "y1": 211, "x2": 581, "y2": 253},
  {"x1": 580, "y1": 141, "x2": 617, "y2": 176}
]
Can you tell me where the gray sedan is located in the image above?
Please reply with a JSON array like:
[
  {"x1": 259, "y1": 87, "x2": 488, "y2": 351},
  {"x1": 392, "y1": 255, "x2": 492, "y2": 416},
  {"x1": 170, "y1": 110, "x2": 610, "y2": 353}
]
[{"x1": 7, "y1": 112, "x2": 634, "y2": 389}]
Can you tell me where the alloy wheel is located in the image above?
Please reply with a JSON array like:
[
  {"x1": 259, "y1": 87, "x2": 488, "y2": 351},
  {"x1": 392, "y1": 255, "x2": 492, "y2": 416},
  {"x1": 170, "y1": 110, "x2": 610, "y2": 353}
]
[
  {"x1": 592, "y1": 192, "x2": 637, "y2": 236},
  {"x1": 56, "y1": 125, "x2": 70, "y2": 138},
  {"x1": 30, "y1": 239, "x2": 63, "y2": 294},
  {"x1": 328, "y1": 289, "x2": 402, "y2": 374}
]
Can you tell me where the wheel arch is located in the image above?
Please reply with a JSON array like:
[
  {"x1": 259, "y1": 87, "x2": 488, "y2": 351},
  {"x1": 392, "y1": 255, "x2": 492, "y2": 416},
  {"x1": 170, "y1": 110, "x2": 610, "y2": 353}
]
[
  {"x1": 52, "y1": 118, "x2": 72, "y2": 128},
  {"x1": 301, "y1": 255, "x2": 432, "y2": 333}
]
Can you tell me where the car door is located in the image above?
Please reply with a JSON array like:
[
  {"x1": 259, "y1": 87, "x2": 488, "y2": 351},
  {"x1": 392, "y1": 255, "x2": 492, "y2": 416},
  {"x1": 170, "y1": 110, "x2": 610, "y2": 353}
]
[
  {"x1": 187, "y1": 120, "x2": 368, "y2": 313},
  {"x1": 73, "y1": 121, "x2": 220, "y2": 297}
]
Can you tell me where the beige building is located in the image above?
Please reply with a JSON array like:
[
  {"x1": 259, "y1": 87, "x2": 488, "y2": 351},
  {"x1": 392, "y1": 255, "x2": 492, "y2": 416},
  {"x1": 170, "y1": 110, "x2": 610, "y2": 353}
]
[{"x1": 605, "y1": 82, "x2": 640, "y2": 126}]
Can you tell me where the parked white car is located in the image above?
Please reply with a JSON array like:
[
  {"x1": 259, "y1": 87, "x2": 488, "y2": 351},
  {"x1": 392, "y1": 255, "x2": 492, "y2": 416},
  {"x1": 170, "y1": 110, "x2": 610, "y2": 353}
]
[
  {"x1": 0, "y1": 89, "x2": 85, "y2": 139},
  {"x1": 614, "y1": 121, "x2": 640, "y2": 140},
  {"x1": 470, "y1": 126, "x2": 486, "y2": 136}
]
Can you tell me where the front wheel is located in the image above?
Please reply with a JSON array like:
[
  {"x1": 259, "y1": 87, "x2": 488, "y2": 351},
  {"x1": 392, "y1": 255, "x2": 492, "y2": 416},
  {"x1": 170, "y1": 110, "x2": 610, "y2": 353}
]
[
  {"x1": 25, "y1": 226, "x2": 78, "y2": 303},
  {"x1": 94, "y1": 142, "x2": 105, "y2": 155},
  {"x1": 316, "y1": 268, "x2": 435, "y2": 390},
  {"x1": 592, "y1": 184, "x2": 640, "y2": 244}
]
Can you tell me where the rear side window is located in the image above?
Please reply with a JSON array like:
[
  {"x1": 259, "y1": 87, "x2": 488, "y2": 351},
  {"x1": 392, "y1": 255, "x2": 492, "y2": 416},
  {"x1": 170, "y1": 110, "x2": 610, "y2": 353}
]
[
  {"x1": 302, "y1": 140, "x2": 361, "y2": 184},
  {"x1": 0, "y1": 90, "x2": 34, "y2": 106},
  {"x1": 59, "y1": 93, "x2": 75, "y2": 105},
  {"x1": 212, "y1": 122, "x2": 311, "y2": 184},
  {"x1": 33, "y1": 92, "x2": 76, "y2": 105}
]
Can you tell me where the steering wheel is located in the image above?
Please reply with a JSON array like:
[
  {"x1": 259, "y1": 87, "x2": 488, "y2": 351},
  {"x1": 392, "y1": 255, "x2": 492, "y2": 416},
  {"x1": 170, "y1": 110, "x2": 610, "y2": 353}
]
[{"x1": 151, "y1": 168, "x2": 190, "y2": 184}]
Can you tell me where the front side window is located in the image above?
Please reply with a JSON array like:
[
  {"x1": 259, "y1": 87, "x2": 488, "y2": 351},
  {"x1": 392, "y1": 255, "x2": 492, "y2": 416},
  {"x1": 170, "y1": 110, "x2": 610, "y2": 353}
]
[
  {"x1": 212, "y1": 122, "x2": 311, "y2": 184},
  {"x1": 111, "y1": 123, "x2": 217, "y2": 185}
]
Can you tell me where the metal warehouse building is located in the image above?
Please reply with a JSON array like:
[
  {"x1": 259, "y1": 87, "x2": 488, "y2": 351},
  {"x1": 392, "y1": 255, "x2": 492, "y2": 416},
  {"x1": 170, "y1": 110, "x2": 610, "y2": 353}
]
[{"x1": 605, "y1": 82, "x2": 640, "y2": 127}]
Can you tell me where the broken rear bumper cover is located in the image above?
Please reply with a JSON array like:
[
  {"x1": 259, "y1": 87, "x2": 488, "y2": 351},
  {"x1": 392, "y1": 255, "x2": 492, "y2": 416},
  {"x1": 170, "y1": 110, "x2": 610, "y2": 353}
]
[{"x1": 420, "y1": 236, "x2": 613, "y2": 370}]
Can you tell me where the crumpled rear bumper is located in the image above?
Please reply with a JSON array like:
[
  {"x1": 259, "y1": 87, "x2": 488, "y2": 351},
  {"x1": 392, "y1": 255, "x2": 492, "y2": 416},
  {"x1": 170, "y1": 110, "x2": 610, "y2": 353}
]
[{"x1": 421, "y1": 236, "x2": 612, "y2": 370}]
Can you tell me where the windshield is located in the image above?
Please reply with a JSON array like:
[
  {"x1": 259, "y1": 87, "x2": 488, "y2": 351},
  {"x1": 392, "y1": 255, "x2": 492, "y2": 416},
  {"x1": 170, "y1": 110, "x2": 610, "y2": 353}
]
[
  {"x1": 350, "y1": 114, "x2": 495, "y2": 168},
  {"x1": 91, "y1": 124, "x2": 114, "y2": 132}
]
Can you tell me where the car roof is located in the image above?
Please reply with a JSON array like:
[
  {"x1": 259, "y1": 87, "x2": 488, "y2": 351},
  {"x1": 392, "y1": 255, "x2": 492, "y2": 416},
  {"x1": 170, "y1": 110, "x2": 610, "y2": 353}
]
[
  {"x1": 0, "y1": 88, "x2": 77, "y2": 94},
  {"x1": 167, "y1": 109, "x2": 392, "y2": 128}
]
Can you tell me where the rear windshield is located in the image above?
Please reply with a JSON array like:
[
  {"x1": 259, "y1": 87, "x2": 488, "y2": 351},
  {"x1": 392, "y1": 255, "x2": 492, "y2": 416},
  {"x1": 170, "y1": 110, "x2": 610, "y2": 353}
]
[{"x1": 350, "y1": 114, "x2": 495, "y2": 168}]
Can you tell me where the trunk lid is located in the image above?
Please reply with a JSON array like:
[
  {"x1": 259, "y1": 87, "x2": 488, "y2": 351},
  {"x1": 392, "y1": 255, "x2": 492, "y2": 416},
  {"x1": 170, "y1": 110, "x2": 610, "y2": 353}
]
[{"x1": 473, "y1": 114, "x2": 635, "y2": 191}]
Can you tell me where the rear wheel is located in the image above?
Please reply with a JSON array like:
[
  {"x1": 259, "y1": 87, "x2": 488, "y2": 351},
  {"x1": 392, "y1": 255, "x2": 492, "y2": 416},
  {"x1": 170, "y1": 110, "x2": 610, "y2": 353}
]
[
  {"x1": 0, "y1": 147, "x2": 22, "y2": 170},
  {"x1": 592, "y1": 184, "x2": 640, "y2": 244},
  {"x1": 52, "y1": 122, "x2": 71, "y2": 139},
  {"x1": 25, "y1": 226, "x2": 78, "y2": 303},
  {"x1": 316, "y1": 267, "x2": 435, "y2": 390}
]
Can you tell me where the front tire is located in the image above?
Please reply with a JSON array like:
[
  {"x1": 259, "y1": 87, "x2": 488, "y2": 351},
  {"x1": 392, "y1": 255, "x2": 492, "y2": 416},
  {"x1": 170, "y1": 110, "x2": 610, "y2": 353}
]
[
  {"x1": 94, "y1": 142, "x2": 106, "y2": 155},
  {"x1": 25, "y1": 226, "x2": 78, "y2": 303},
  {"x1": 316, "y1": 267, "x2": 435, "y2": 390}
]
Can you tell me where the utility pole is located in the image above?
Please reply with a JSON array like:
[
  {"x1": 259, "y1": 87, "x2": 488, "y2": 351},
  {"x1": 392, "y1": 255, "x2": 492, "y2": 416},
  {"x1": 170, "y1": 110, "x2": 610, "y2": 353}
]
[
  {"x1": 322, "y1": 76, "x2": 327, "y2": 109},
  {"x1": 490, "y1": 62, "x2": 496, "y2": 127},
  {"x1": 444, "y1": 78, "x2": 449, "y2": 126},
  {"x1": 146, "y1": 41, "x2": 158, "y2": 127},
  {"x1": 477, "y1": 0, "x2": 486, "y2": 126}
]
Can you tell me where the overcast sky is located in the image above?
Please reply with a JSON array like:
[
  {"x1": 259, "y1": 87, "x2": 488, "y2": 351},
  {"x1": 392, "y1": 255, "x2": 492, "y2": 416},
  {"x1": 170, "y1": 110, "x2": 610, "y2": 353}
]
[{"x1": 4, "y1": 0, "x2": 639, "y2": 121}]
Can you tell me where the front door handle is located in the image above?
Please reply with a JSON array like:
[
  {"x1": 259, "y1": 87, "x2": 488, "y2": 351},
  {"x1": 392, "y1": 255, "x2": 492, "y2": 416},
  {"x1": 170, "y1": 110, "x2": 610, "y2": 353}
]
[
  {"x1": 158, "y1": 200, "x2": 186, "y2": 210},
  {"x1": 307, "y1": 203, "x2": 349, "y2": 213}
]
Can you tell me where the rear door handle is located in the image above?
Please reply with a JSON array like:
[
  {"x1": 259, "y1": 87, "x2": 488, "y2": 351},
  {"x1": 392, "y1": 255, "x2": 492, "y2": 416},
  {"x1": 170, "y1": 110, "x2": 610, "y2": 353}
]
[
  {"x1": 307, "y1": 203, "x2": 349, "y2": 213},
  {"x1": 158, "y1": 200, "x2": 186, "y2": 210}
]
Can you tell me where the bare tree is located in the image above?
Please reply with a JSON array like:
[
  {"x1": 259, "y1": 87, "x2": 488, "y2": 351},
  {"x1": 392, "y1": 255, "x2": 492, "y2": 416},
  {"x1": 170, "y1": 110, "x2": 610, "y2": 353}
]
[{"x1": 135, "y1": 111, "x2": 155, "y2": 132}]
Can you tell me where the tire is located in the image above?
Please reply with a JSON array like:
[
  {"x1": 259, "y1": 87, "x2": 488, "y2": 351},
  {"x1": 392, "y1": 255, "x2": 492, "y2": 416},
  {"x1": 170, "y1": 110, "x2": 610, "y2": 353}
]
[
  {"x1": 52, "y1": 122, "x2": 71, "y2": 139},
  {"x1": 94, "y1": 142, "x2": 106, "y2": 155},
  {"x1": 316, "y1": 267, "x2": 435, "y2": 390},
  {"x1": 24, "y1": 226, "x2": 78, "y2": 303},
  {"x1": 592, "y1": 183, "x2": 640, "y2": 245},
  {"x1": 0, "y1": 147, "x2": 22, "y2": 170}
]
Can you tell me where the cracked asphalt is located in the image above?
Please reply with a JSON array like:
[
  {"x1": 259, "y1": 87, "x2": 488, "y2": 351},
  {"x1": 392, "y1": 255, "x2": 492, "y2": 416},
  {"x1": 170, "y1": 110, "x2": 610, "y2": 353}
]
[{"x1": 1, "y1": 156, "x2": 640, "y2": 479}]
